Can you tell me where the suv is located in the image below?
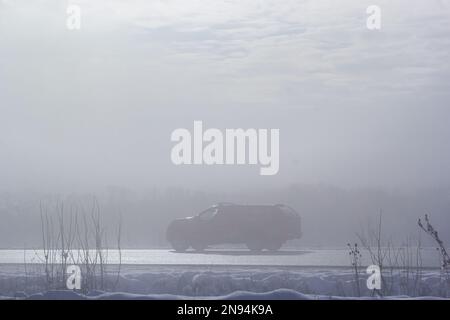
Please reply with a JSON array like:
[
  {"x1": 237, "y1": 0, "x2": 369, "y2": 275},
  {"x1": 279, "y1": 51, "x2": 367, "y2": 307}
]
[{"x1": 166, "y1": 203, "x2": 302, "y2": 252}]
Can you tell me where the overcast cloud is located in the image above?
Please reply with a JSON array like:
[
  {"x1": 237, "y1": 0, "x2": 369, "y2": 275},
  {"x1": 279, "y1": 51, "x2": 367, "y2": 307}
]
[{"x1": 1, "y1": 0, "x2": 450, "y2": 192}]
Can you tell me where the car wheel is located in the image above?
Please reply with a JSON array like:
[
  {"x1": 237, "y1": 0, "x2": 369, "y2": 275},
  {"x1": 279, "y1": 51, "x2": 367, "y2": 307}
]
[
  {"x1": 246, "y1": 242, "x2": 264, "y2": 252},
  {"x1": 171, "y1": 240, "x2": 189, "y2": 252},
  {"x1": 191, "y1": 243, "x2": 206, "y2": 252},
  {"x1": 266, "y1": 241, "x2": 283, "y2": 251}
]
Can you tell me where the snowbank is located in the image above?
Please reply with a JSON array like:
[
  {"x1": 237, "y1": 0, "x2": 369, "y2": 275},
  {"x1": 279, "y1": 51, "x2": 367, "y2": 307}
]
[
  {"x1": 0, "y1": 265, "x2": 449, "y2": 300},
  {"x1": 3, "y1": 288, "x2": 448, "y2": 300}
]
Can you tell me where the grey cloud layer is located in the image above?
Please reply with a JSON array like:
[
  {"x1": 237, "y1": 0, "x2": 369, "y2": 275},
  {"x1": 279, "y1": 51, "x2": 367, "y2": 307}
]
[{"x1": 1, "y1": 0, "x2": 450, "y2": 191}]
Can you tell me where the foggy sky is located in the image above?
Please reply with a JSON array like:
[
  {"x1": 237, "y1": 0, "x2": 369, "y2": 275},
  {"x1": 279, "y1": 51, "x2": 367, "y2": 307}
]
[{"x1": 1, "y1": 0, "x2": 450, "y2": 193}]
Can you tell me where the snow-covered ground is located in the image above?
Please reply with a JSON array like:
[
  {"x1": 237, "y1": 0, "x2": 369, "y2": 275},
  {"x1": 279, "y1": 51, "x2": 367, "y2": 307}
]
[
  {"x1": 1, "y1": 247, "x2": 449, "y2": 299},
  {"x1": 1, "y1": 264, "x2": 449, "y2": 300}
]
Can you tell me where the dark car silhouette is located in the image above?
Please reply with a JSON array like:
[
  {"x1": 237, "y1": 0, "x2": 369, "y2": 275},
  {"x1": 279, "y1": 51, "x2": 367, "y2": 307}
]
[{"x1": 166, "y1": 203, "x2": 302, "y2": 252}]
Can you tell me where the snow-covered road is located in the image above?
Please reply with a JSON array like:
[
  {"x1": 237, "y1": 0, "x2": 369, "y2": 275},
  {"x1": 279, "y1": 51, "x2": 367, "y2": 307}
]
[{"x1": 0, "y1": 248, "x2": 442, "y2": 268}]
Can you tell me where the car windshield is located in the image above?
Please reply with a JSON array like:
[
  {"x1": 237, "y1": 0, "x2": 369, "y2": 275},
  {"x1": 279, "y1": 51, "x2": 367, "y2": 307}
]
[
  {"x1": 278, "y1": 205, "x2": 299, "y2": 217},
  {"x1": 198, "y1": 207, "x2": 218, "y2": 220}
]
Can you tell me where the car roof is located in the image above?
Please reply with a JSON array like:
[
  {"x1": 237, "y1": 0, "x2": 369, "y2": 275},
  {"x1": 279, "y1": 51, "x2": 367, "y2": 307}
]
[{"x1": 211, "y1": 203, "x2": 299, "y2": 216}]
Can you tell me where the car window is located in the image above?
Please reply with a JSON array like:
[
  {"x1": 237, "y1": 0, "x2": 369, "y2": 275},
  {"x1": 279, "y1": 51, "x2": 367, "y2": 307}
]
[
  {"x1": 198, "y1": 207, "x2": 218, "y2": 220},
  {"x1": 277, "y1": 205, "x2": 299, "y2": 217}
]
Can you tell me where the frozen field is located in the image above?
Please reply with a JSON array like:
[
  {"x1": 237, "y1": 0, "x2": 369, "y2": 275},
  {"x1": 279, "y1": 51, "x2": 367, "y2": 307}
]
[
  {"x1": 0, "y1": 264, "x2": 449, "y2": 299},
  {"x1": 0, "y1": 248, "x2": 443, "y2": 268}
]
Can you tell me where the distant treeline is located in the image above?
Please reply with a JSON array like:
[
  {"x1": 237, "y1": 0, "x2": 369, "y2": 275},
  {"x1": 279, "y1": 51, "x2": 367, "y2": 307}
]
[{"x1": 1, "y1": 185, "x2": 449, "y2": 249}]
